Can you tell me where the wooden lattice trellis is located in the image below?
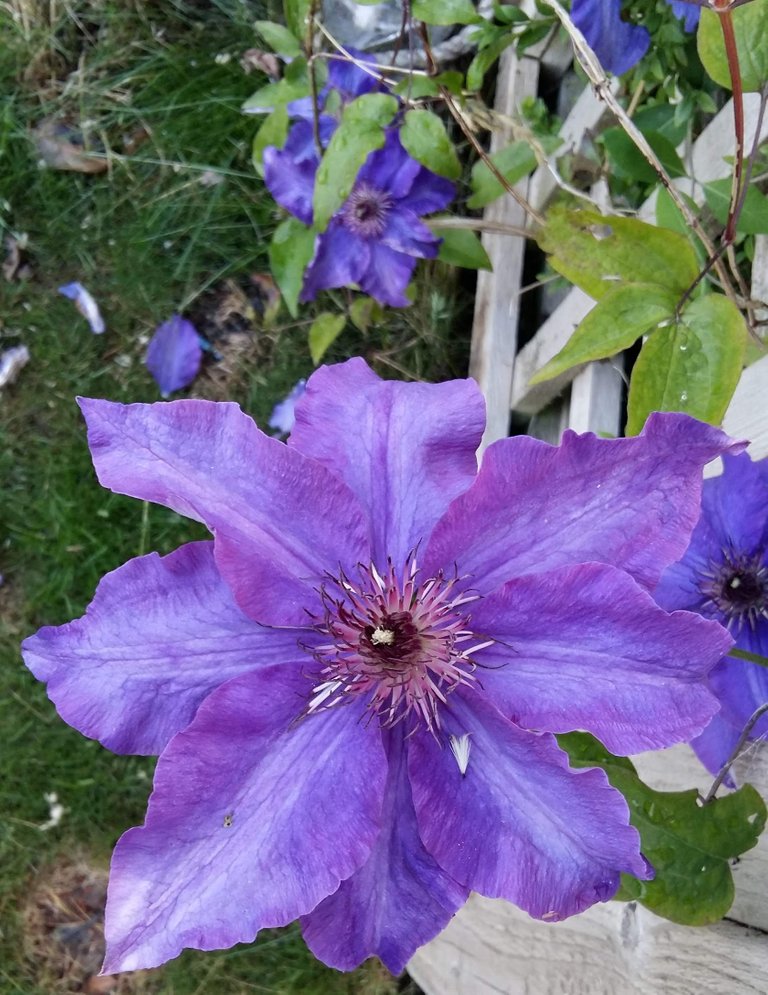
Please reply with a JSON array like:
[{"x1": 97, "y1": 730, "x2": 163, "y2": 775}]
[{"x1": 409, "y1": 24, "x2": 768, "y2": 995}]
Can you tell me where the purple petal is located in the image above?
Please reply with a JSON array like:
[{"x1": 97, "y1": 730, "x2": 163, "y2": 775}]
[
  {"x1": 398, "y1": 165, "x2": 456, "y2": 216},
  {"x1": 470, "y1": 563, "x2": 727, "y2": 755},
  {"x1": 709, "y1": 641, "x2": 768, "y2": 738},
  {"x1": 301, "y1": 729, "x2": 468, "y2": 974},
  {"x1": 425, "y1": 414, "x2": 744, "y2": 596},
  {"x1": 268, "y1": 378, "x2": 307, "y2": 436},
  {"x1": 103, "y1": 667, "x2": 387, "y2": 973},
  {"x1": 21, "y1": 542, "x2": 311, "y2": 755},
  {"x1": 408, "y1": 693, "x2": 650, "y2": 919},
  {"x1": 263, "y1": 145, "x2": 317, "y2": 225},
  {"x1": 690, "y1": 710, "x2": 741, "y2": 784},
  {"x1": 701, "y1": 453, "x2": 768, "y2": 554},
  {"x1": 358, "y1": 130, "x2": 422, "y2": 200},
  {"x1": 380, "y1": 207, "x2": 441, "y2": 258},
  {"x1": 327, "y1": 48, "x2": 382, "y2": 99},
  {"x1": 77, "y1": 397, "x2": 370, "y2": 625},
  {"x1": 58, "y1": 281, "x2": 105, "y2": 334},
  {"x1": 572, "y1": 0, "x2": 651, "y2": 75},
  {"x1": 666, "y1": 0, "x2": 700, "y2": 31},
  {"x1": 289, "y1": 358, "x2": 485, "y2": 565},
  {"x1": 358, "y1": 242, "x2": 417, "y2": 307},
  {"x1": 300, "y1": 219, "x2": 370, "y2": 301},
  {"x1": 145, "y1": 314, "x2": 203, "y2": 397}
]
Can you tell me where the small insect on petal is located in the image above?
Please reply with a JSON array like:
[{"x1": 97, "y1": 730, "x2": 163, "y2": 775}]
[
  {"x1": 449, "y1": 733, "x2": 472, "y2": 776},
  {"x1": 58, "y1": 281, "x2": 106, "y2": 334}
]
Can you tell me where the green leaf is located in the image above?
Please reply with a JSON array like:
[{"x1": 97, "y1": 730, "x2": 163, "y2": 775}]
[
  {"x1": 308, "y1": 312, "x2": 346, "y2": 364},
  {"x1": 283, "y1": 0, "x2": 311, "y2": 39},
  {"x1": 268, "y1": 217, "x2": 316, "y2": 318},
  {"x1": 253, "y1": 20, "x2": 302, "y2": 57},
  {"x1": 400, "y1": 110, "x2": 461, "y2": 180},
  {"x1": 434, "y1": 226, "x2": 492, "y2": 270},
  {"x1": 704, "y1": 178, "x2": 768, "y2": 235},
  {"x1": 632, "y1": 102, "x2": 691, "y2": 147},
  {"x1": 466, "y1": 32, "x2": 516, "y2": 91},
  {"x1": 412, "y1": 0, "x2": 482, "y2": 25},
  {"x1": 312, "y1": 93, "x2": 398, "y2": 231},
  {"x1": 602, "y1": 127, "x2": 686, "y2": 184},
  {"x1": 467, "y1": 141, "x2": 537, "y2": 209},
  {"x1": 538, "y1": 206, "x2": 700, "y2": 300},
  {"x1": 626, "y1": 294, "x2": 747, "y2": 435},
  {"x1": 698, "y1": 5, "x2": 768, "y2": 93},
  {"x1": 530, "y1": 284, "x2": 676, "y2": 384},
  {"x1": 349, "y1": 295, "x2": 384, "y2": 332},
  {"x1": 392, "y1": 70, "x2": 464, "y2": 100},
  {"x1": 251, "y1": 105, "x2": 289, "y2": 176},
  {"x1": 242, "y1": 59, "x2": 309, "y2": 113},
  {"x1": 560, "y1": 732, "x2": 767, "y2": 926}
]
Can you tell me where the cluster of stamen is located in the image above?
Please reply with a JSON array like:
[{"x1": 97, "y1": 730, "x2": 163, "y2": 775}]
[
  {"x1": 306, "y1": 555, "x2": 492, "y2": 734},
  {"x1": 341, "y1": 183, "x2": 392, "y2": 238},
  {"x1": 699, "y1": 546, "x2": 768, "y2": 632}
]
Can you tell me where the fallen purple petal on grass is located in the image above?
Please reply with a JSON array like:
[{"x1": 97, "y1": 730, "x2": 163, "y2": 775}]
[
  {"x1": 145, "y1": 314, "x2": 203, "y2": 398},
  {"x1": 268, "y1": 379, "x2": 307, "y2": 436},
  {"x1": 58, "y1": 282, "x2": 106, "y2": 334},
  {"x1": 0, "y1": 345, "x2": 30, "y2": 388},
  {"x1": 655, "y1": 452, "x2": 768, "y2": 779},
  {"x1": 23, "y1": 359, "x2": 740, "y2": 975}
]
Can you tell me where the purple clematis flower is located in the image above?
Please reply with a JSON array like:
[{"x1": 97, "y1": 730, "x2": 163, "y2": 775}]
[
  {"x1": 655, "y1": 452, "x2": 768, "y2": 779},
  {"x1": 23, "y1": 359, "x2": 739, "y2": 975},
  {"x1": 145, "y1": 314, "x2": 203, "y2": 398},
  {"x1": 266, "y1": 128, "x2": 454, "y2": 307},
  {"x1": 571, "y1": 0, "x2": 700, "y2": 76}
]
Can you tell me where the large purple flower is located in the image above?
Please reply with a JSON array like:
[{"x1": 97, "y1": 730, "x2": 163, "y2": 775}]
[
  {"x1": 571, "y1": 0, "x2": 700, "y2": 76},
  {"x1": 23, "y1": 359, "x2": 739, "y2": 975},
  {"x1": 655, "y1": 453, "x2": 768, "y2": 778}
]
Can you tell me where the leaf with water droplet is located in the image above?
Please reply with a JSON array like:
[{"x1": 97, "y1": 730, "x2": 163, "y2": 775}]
[
  {"x1": 400, "y1": 109, "x2": 461, "y2": 180},
  {"x1": 626, "y1": 293, "x2": 747, "y2": 434},
  {"x1": 559, "y1": 732, "x2": 766, "y2": 925},
  {"x1": 313, "y1": 93, "x2": 398, "y2": 232}
]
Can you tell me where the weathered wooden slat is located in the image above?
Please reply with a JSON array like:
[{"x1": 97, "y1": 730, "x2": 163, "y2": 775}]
[
  {"x1": 470, "y1": 49, "x2": 540, "y2": 451},
  {"x1": 409, "y1": 894, "x2": 768, "y2": 995}
]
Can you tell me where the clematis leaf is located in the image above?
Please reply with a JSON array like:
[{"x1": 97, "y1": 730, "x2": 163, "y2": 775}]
[
  {"x1": 434, "y1": 227, "x2": 492, "y2": 270},
  {"x1": 626, "y1": 294, "x2": 747, "y2": 435},
  {"x1": 538, "y1": 206, "x2": 699, "y2": 301},
  {"x1": 284, "y1": 0, "x2": 311, "y2": 38},
  {"x1": 412, "y1": 0, "x2": 481, "y2": 25},
  {"x1": 400, "y1": 110, "x2": 461, "y2": 180},
  {"x1": 312, "y1": 93, "x2": 398, "y2": 231},
  {"x1": 560, "y1": 732, "x2": 767, "y2": 926},
  {"x1": 349, "y1": 296, "x2": 384, "y2": 332},
  {"x1": 253, "y1": 20, "x2": 302, "y2": 58},
  {"x1": 252, "y1": 106, "x2": 290, "y2": 176},
  {"x1": 467, "y1": 141, "x2": 539, "y2": 210},
  {"x1": 703, "y1": 179, "x2": 768, "y2": 235},
  {"x1": 530, "y1": 284, "x2": 676, "y2": 384},
  {"x1": 268, "y1": 216, "x2": 316, "y2": 317},
  {"x1": 601, "y1": 127, "x2": 686, "y2": 184},
  {"x1": 242, "y1": 58, "x2": 310, "y2": 114},
  {"x1": 698, "y1": 5, "x2": 768, "y2": 93},
  {"x1": 308, "y1": 312, "x2": 346, "y2": 365}
]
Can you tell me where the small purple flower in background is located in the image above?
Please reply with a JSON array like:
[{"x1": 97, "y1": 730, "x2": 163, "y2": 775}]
[
  {"x1": 23, "y1": 359, "x2": 738, "y2": 974},
  {"x1": 266, "y1": 129, "x2": 455, "y2": 307},
  {"x1": 268, "y1": 378, "x2": 307, "y2": 436},
  {"x1": 145, "y1": 314, "x2": 203, "y2": 398},
  {"x1": 58, "y1": 281, "x2": 105, "y2": 334},
  {"x1": 571, "y1": 0, "x2": 700, "y2": 76},
  {"x1": 655, "y1": 453, "x2": 768, "y2": 779}
]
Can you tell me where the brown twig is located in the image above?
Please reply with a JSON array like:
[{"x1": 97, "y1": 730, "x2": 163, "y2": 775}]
[{"x1": 702, "y1": 701, "x2": 768, "y2": 804}]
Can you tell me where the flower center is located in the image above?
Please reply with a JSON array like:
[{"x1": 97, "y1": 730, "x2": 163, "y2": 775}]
[
  {"x1": 341, "y1": 183, "x2": 392, "y2": 238},
  {"x1": 306, "y1": 556, "x2": 491, "y2": 733},
  {"x1": 699, "y1": 548, "x2": 768, "y2": 631}
]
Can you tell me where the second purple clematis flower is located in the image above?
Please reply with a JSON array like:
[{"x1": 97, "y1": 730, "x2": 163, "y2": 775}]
[
  {"x1": 655, "y1": 452, "x2": 768, "y2": 779},
  {"x1": 24, "y1": 359, "x2": 739, "y2": 975}
]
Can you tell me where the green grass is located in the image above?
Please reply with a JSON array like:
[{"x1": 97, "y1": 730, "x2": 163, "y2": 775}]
[{"x1": 0, "y1": 2, "x2": 469, "y2": 991}]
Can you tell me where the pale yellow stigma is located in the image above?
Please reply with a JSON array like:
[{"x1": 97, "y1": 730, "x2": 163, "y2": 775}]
[{"x1": 371, "y1": 627, "x2": 395, "y2": 646}]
